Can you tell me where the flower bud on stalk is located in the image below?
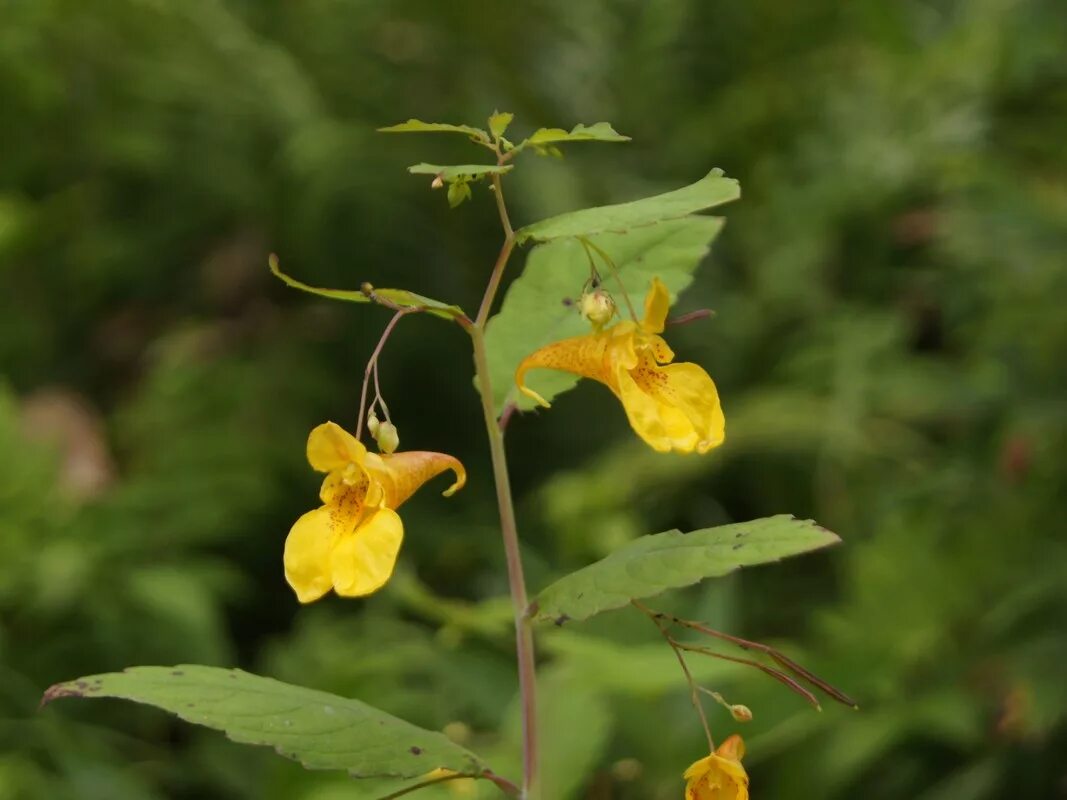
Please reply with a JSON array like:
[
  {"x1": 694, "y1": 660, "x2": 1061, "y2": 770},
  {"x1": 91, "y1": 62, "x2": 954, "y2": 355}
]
[
  {"x1": 579, "y1": 289, "x2": 616, "y2": 329},
  {"x1": 730, "y1": 704, "x2": 753, "y2": 723},
  {"x1": 374, "y1": 421, "x2": 400, "y2": 454}
]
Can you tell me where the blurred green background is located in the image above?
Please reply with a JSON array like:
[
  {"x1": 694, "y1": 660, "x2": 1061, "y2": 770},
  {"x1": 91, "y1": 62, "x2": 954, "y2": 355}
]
[{"x1": 3, "y1": 0, "x2": 1066, "y2": 798}]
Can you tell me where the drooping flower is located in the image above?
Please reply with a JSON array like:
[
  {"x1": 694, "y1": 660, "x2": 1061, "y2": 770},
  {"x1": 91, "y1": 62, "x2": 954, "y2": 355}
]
[
  {"x1": 283, "y1": 421, "x2": 465, "y2": 603},
  {"x1": 683, "y1": 735, "x2": 749, "y2": 800},
  {"x1": 516, "y1": 278, "x2": 725, "y2": 453}
]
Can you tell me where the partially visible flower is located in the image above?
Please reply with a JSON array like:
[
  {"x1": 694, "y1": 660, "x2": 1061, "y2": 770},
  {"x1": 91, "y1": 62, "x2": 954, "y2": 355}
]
[
  {"x1": 422, "y1": 768, "x2": 476, "y2": 797},
  {"x1": 516, "y1": 278, "x2": 725, "y2": 453},
  {"x1": 284, "y1": 422, "x2": 465, "y2": 603},
  {"x1": 683, "y1": 735, "x2": 749, "y2": 800}
]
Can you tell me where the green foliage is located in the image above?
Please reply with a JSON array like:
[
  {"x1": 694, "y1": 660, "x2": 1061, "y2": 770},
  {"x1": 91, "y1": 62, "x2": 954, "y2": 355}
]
[
  {"x1": 269, "y1": 255, "x2": 466, "y2": 320},
  {"x1": 406, "y1": 164, "x2": 512, "y2": 181},
  {"x1": 446, "y1": 180, "x2": 473, "y2": 209},
  {"x1": 488, "y1": 112, "x2": 514, "y2": 140},
  {"x1": 4, "y1": 1, "x2": 1066, "y2": 799},
  {"x1": 405, "y1": 164, "x2": 512, "y2": 210},
  {"x1": 515, "y1": 169, "x2": 739, "y2": 243},
  {"x1": 484, "y1": 217, "x2": 724, "y2": 411},
  {"x1": 530, "y1": 516, "x2": 839, "y2": 623},
  {"x1": 44, "y1": 666, "x2": 489, "y2": 780},
  {"x1": 524, "y1": 122, "x2": 630, "y2": 146},
  {"x1": 519, "y1": 122, "x2": 630, "y2": 156},
  {"x1": 378, "y1": 120, "x2": 490, "y2": 143}
]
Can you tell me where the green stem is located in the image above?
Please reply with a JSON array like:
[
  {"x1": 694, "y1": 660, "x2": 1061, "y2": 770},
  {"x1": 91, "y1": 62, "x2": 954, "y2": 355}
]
[
  {"x1": 471, "y1": 170, "x2": 538, "y2": 799},
  {"x1": 472, "y1": 327, "x2": 538, "y2": 798},
  {"x1": 475, "y1": 174, "x2": 516, "y2": 328}
]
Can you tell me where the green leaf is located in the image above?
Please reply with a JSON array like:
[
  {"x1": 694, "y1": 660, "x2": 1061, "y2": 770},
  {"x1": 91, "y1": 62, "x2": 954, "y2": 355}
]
[
  {"x1": 488, "y1": 111, "x2": 514, "y2": 139},
  {"x1": 407, "y1": 163, "x2": 512, "y2": 181},
  {"x1": 42, "y1": 666, "x2": 491, "y2": 782},
  {"x1": 484, "y1": 217, "x2": 725, "y2": 412},
  {"x1": 447, "y1": 180, "x2": 472, "y2": 208},
  {"x1": 269, "y1": 255, "x2": 466, "y2": 321},
  {"x1": 516, "y1": 168, "x2": 739, "y2": 243},
  {"x1": 525, "y1": 121, "x2": 630, "y2": 146},
  {"x1": 378, "y1": 119, "x2": 490, "y2": 142},
  {"x1": 529, "y1": 516, "x2": 840, "y2": 624}
]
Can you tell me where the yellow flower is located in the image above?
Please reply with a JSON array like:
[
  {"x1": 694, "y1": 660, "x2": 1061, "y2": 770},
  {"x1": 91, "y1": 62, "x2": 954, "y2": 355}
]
[
  {"x1": 283, "y1": 421, "x2": 465, "y2": 603},
  {"x1": 683, "y1": 735, "x2": 749, "y2": 800},
  {"x1": 516, "y1": 278, "x2": 725, "y2": 453}
]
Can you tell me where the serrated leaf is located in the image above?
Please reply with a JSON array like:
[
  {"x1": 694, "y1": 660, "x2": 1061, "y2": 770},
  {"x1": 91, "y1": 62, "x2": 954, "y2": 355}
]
[
  {"x1": 42, "y1": 666, "x2": 490, "y2": 782},
  {"x1": 269, "y1": 255, "x2": 466, "y2": 321},
  {"x1": 407, "y1": 163, "x2": 512, "y2": 181},
  {"x1": 378, "y1": 119, "x2": 490, "y2": 142},
  {"x1": 484, "y1": 217, "x2": 725, "y2": 413},
  {"x1": 525, "y1": 122, "x2": 630, "y2": 146},
  {"x1": 530, "y1": 516, "x2": 840, "y2": 624},
  {"x1": 516, "y1": 169, "x2": 739, "y2": 243},
  {"x1": 488, "y1": 112, "x2": 513, "y2": 139}
]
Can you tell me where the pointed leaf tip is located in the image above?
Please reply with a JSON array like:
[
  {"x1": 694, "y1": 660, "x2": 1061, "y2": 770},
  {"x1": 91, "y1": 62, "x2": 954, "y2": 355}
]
[
  {"x1": 378, "y1": 119, "x2": 490, "y2": 141},
  {"x1": 531, "y1": 516, "x2": 840, "y2": 623},
  {"x1": 43, "y1": 665, "x2": 492, "y2": 781},
  {"x1": 526, "y1": 122, "x2": 631, "y2": 146},
  {"x1": 516, "y1": 168, "x2": 739, "y2": 243}
]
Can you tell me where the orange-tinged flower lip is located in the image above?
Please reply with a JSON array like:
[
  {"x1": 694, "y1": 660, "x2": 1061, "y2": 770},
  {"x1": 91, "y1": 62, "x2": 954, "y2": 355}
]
[{"x1": 365, "y1": 450, "x2": 467, "y2": 509}]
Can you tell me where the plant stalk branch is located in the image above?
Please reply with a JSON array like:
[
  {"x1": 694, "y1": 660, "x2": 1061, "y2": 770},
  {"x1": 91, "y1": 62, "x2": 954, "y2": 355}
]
[
  {"x1": 470, "y1": 168, "x2": 538, "y2": 799},
  {"x1": 475, "y1": 174, "x2": 516, "y2": 329},
  {"x1": 356, "y1": 308, "x2": 414, "y2": 439},
  {"x1": 633, "y1": 601, "x2": 714, "y2": 751}
]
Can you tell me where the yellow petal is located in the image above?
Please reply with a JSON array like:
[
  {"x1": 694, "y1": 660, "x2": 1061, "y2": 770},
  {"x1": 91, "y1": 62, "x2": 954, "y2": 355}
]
[
  {"x1": 683, "y1": 754, "x2": 715, "y2": 783},
  {"x1": 515, "y1": 323, "x2": 638, "y2": 406},
  {"x1": 648, "y1": 333, "x2": 675, "y2": 364},
  {"x1": 616, "y1": 366, "x2": 681, "y2": 452},
  {"x1": 318, "y1": 462, "x2": 377, "y2": 506},
  {"x1": 641, "y1": 277, "x2": 671, "y2": 334},
  {"x1": 658, "y1": 362, "x2": 726, "y2": 453},
  {"x1": 683, "y1": 735, "x2": 749, "y2": 800},
  {"x1": 365, "y1": 451, "x2": 466, "y2": 509},
  {"x1": 306, "y1": 421, "x2": 367, "y2": 473},
  {"x1": 283, "y1": 507, "x2": 339, "y2": 604},
  {"x1": 616, "y1": 357, "x2": 725, "y2": 454},
  {"x1": 329, "y1": 507, "x2": 404, "y2": 597}
]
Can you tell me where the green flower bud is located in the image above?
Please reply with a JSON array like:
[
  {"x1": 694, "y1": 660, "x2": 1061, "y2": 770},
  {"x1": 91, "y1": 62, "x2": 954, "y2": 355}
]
[
  {"x1": 579, "y1": 289, "x2": 616, "y2": 328},
  {"x1": 374, "y1": 420, "x2": 399, "y2": 454}
]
